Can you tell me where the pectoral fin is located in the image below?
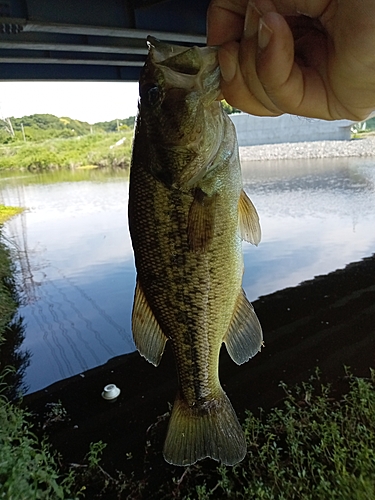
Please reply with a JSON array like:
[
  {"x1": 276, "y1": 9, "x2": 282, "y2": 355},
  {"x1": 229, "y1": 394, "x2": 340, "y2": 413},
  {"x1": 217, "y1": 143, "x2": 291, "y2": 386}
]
[
  {"x1": 238, "y1": 189, "x2": 261, "y2": 245},
  {"x1": 224, "y1": 289, "x2": 263, "y2": 365},
  {"x1": 187, "y1": 188, "x2": 216, "y2": 252},
  {"x1": 132, "y1": 279, "x2": 167, "y2": 366}
]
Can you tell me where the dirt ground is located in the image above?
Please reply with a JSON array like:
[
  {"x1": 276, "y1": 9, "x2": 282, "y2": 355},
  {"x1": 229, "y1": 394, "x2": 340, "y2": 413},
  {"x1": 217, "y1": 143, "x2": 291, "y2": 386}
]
[{"x1": 23, "y1": 253, "x2": 375, "y2": 480}]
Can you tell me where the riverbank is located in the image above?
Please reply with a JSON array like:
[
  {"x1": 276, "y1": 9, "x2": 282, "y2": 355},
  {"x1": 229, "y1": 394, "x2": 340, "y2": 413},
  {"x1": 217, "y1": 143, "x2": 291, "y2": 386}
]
[
  {"x1": 0, "y1": 131, "x2": 133, "y2": 171},
  {"x1": 1, "y1": 131, "x2": 375, "y2": 172},
  {"x1": 22, "y1": 252, "x2": 375, "y2": 498},
  {"x1": 240, "y1": 135, "x2": 375, "y2": 161},
  {"x1": 0, "y1": 205, "x2": 24, "y2": 224}
]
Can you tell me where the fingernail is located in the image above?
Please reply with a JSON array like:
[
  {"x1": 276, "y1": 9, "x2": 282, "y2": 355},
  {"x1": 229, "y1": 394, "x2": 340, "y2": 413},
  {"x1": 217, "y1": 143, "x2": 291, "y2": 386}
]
[
  {"x1": 243, "y1": 1, "x2": 262, "y2": 39},
  {"x1": 258, "y1": 18, "x2": 273, "y2": 49},
  {"x1": 218, "y1": 48, "x2": 237, "y2": 83}
]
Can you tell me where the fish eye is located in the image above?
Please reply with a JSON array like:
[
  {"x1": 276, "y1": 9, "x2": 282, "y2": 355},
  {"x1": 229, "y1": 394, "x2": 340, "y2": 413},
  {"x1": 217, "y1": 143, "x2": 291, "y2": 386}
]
[{"x1": 141, "y1": 84, "x2": 161, "y2": 107}]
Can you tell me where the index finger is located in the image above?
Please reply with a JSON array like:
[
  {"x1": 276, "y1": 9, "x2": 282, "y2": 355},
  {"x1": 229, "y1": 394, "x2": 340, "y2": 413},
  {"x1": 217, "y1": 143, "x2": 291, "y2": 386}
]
[
  {"x1": 207, "y1": 0, "x2": 247, "y2": 45},
  {"x1": 207, "y1": 0, "x2": 332, "y2": 45}
]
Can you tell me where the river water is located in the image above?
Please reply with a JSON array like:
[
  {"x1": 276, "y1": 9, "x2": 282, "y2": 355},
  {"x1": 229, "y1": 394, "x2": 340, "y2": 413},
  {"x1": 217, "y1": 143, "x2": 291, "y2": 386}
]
[{"x1": 1, "y1": 157, "x2": 375, "y2": 394}]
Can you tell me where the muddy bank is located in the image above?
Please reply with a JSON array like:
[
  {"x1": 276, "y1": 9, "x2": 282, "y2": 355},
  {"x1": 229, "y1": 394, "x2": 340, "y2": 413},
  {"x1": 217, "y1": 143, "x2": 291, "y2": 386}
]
[{"x1": 22, "y1": 253, "x2": 375, "y2": 478}]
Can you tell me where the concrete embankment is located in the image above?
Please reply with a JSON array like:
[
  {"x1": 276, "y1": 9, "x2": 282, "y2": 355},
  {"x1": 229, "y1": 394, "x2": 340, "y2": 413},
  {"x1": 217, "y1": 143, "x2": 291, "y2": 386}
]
[{"x1": 240, "y1": 136, "x2": 375, "y2": 161}]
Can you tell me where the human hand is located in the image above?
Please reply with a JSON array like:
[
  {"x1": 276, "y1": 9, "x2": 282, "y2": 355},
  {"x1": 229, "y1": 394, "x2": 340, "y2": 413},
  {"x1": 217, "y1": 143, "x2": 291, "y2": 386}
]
[{"x1": 207, "y1": 0, "x2": 375, "y2": 121}]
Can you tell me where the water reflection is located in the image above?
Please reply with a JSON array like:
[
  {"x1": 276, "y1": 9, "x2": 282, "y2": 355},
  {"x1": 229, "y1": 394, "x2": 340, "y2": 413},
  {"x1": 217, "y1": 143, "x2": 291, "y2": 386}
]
[
  {"x1": 0, "y1": 157, "x2": 374, "y2": 394},
  {"x1": 241, "y1": 157, "x2": 375, "y2": 300},
  {"x1": 0, "y1": 230, "x2": 30, "y2": 399},
  {"x1": 1, "y1": 170, "x2": 135, "y2": 393}
]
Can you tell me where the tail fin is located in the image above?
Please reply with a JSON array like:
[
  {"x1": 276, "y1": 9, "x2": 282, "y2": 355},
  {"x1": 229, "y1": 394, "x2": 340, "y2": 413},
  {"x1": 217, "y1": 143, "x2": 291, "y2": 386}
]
[{"x1": 163, "y1": 390, "x2": 246, "y2": 466}]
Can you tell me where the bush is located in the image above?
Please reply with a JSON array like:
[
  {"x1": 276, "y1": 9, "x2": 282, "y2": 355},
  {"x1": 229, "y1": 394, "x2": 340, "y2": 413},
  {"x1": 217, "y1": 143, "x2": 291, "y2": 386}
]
[
  {"x1": 0, "y1": 131, "x2": 133, "y2": 171},
  {"x1": 0, "y1": 394, "x2": 76, "y2": 499}
]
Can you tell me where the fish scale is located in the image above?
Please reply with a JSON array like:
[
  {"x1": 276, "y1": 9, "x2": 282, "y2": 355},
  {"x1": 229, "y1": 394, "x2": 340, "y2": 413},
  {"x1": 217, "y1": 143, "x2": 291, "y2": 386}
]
[{"x1": 128, "y1": 36, "x2": 263, "y2": 466}]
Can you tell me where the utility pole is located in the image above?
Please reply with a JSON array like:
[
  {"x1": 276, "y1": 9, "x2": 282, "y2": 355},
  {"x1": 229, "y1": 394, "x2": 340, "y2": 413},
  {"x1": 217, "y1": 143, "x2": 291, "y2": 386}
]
[
  {"x1": 21, "y1": 122, "x2": 26, "y2": 141},
  {"x1": 0, "y1": 102, "x2": 15, "y2": 136},
  {"x1": 3, "y1": 117, "x2": 15, "y2": 136}
]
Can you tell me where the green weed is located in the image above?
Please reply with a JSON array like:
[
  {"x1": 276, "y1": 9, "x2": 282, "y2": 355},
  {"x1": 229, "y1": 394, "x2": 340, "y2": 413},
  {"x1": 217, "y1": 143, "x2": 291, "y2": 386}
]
[
  {"x1": 190, "y1": 368, "x2": 375, "y2": 500},
  {"x1": 0, "y1": 131, "x2": 133, "y2": 171},
  {"x1": 0, "y1": 381, "x2": 77, "y2": 499},
  {"x1": 0, "y1": 205, "x2": 24, "y2": 225},
  {"x1": 111, "y1": 369, "x2": 375, "y2": 499}
]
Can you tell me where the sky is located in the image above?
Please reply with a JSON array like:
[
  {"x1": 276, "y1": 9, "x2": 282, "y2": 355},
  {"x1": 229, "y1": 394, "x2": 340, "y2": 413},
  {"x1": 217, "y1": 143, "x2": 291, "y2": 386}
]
[{"x1": 0, "y1": 81, "x2": 140, "y2": 124}]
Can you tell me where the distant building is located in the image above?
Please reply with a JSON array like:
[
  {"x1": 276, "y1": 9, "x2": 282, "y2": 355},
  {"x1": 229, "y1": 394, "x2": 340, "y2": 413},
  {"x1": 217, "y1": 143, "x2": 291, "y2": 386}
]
[{"x1": 229, "y1": 113, "x2": 354, "y2": 146}]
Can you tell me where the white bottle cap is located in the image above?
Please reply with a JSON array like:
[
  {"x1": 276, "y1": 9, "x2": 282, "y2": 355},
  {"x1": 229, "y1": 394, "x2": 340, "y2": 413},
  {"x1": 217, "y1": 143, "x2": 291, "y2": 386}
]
[{"x1": 101, "y1": 383, "x2": 121, "y2": 401}]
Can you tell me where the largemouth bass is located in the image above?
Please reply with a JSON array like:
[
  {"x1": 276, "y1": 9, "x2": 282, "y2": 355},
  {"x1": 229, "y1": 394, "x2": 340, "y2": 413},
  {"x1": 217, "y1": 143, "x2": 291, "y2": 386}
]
[{"x1": 128, "y1": 36, "x2": 263, "y2": 466}]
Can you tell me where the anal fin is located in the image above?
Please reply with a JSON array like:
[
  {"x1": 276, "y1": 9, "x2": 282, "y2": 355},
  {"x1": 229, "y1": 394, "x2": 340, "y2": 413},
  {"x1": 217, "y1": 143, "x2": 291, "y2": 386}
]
[
  {"x1": 132, "y1": 279, "x2": 167, "y2": 366},
  {"x1": 224, "y1": 289, "x2": 263, "y2": 365},
  {"x1": 238, "y1": 189, "x2": 261, "y2": 245}
]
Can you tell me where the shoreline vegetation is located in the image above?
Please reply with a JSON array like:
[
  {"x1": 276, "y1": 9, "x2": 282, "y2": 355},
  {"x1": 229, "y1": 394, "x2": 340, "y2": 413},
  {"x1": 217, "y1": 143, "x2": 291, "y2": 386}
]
[
  {"x1": 0, "y1": 114, "x2": 135, "y2": 172},
  {"x1": 0, "y1": 205, "x2": 24, "y2": 225},
  {"x1": 3, "y1": 133, "x2": 375, "y2": 173},
  {"x1": 0, "y1": 130, "x2": 134, "y2": 171},
  {"x1": 2, "y1": 368, "x2": 374, "y2": 499}
]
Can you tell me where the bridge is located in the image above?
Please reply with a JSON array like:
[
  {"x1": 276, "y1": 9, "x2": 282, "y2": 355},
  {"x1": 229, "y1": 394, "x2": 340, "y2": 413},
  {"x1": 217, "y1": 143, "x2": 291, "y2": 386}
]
[{"x1": 0, "y1": 0, "x2": 208, "y2": 81}]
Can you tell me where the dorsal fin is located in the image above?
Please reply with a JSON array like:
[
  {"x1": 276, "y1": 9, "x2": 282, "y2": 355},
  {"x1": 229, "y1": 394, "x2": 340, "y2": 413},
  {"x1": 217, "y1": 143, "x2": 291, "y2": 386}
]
[
  {"x1": 238, "y1": 189, "x2": 261, "y2": 245},
  {"x1": 132, "y1": 279, "x2": 168, "y2": 366}
]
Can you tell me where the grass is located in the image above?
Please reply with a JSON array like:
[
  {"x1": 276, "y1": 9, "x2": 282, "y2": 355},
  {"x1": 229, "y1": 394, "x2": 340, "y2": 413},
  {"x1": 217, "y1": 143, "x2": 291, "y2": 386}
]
[
  {"x1": 1, "y1": 364, "x2": 374, "y2": 499},
  {"x1": 111, "y1": 369, "x2": 375, "y2": 500},
  {"x1": 0, "y1": 131, "x2": 134, "y2": 171},
  {"x1": 0, "y1": 205, "x2": 24, "y2": 225},
  {"x1": 204, "y1": 369, "x2": 375, "y2": 500},
  {"x1": 17, "y1": 368, "x2": 370, "y2": 500},
  {"x1": 0, "y1": 381, "x2": 77, "y2": 499}
]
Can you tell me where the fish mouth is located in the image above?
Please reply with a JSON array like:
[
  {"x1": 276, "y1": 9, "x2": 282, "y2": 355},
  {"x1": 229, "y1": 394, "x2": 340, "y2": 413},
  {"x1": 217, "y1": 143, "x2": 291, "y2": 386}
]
[
  {"x1": 147, "y1": 36, "x2": 201, "y2": 74},
  {"x1": 141, "y1": 37, "x2": 224, "y2": 189},
  {"x1": 146, "y1": 36, "x2": 221, "y2": 97}
]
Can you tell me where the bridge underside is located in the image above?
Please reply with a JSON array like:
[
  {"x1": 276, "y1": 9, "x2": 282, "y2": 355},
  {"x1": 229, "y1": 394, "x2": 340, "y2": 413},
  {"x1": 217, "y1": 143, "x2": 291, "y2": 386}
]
[{"x1": 0, "y1": 0, "x2": 209, "y2": 81}]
